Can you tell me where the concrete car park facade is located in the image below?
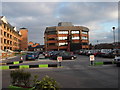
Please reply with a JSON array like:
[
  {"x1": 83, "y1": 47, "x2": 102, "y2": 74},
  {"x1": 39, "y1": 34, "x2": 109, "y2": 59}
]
[{"x1": 44, "y1": 22, "x2": 89, "y2": 51}]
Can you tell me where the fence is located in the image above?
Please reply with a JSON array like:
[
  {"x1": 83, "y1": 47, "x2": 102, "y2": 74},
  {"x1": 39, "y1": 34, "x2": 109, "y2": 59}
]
[{"x1": 0, "y1": 52, "x2": 26, "y2": 60}]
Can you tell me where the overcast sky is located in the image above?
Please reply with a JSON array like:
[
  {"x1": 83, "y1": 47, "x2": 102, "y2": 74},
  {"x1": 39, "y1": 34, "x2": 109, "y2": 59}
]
[{"x1": 1, "y1": 2, "x2": 118, "y2": 45}]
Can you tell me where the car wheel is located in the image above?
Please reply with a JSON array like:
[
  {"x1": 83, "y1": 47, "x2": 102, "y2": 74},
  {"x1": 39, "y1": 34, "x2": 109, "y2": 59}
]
[{"x1": 71, "y1": 57, "x2": 74, "y2": 60}]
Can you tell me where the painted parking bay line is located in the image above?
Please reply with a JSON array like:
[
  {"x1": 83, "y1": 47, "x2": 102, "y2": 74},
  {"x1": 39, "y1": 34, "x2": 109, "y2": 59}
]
[
  {"x1": 39, "y1": 64, "x2": 48, "y2": 67},
  {"x1": 19, "y1": 65, "x2": 29, "y2": 69},
  {"x1": 0, "y1": 66, "x2": 9, "y2": 70},
  {"x1": 13, "y1": 61, "x2": 20, "y2": 64}
]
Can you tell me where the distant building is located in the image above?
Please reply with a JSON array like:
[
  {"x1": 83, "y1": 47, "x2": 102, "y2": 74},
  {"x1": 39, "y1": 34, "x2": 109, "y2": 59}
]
[
  {"x1": 19, "y1": 28, "x2": 28, "y2": 51},
  {"x1": 44, "y1": 22, "x2": 89, "y2": 51},
  {"x1": 0, "y1": 16, "x2": 28, "y2": 51},
  {"x1": 28, "y1": 41, "x2": 34, "y2": 46},
  {"x1": 94, "y1": 42, "x2": 120, "y2": 49},
  {"x1": 28, "y1": 41, "x2": 44, "y2": 51}
]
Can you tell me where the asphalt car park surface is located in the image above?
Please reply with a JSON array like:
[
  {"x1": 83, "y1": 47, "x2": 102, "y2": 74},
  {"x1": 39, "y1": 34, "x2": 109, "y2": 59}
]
[{"x1": 1, "y1": 55, "x2": 119, "y2": 89}]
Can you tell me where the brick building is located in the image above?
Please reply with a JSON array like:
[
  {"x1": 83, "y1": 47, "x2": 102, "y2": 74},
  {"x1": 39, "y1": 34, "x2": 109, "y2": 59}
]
[
  {"x1": 19, "y1": 28, "x2": 28, "y2": 51},
  {"x1": 0, "y1": 16, "x2": 28, "y2": 51},
  {"x1": 28, "y1": 41, "x2": 34, "y2": 46},
  {"x1": 44, "y1": 22, "x2": 89, "y2": 51},
  {"x1": 28, "y1": 41, "x2": 44, "y2": 51}
]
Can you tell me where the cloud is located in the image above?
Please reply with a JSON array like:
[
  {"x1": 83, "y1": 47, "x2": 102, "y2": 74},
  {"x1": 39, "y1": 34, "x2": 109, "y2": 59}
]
[{"x1": 2, "y1": 2, "x2": 118, "y2": 44}]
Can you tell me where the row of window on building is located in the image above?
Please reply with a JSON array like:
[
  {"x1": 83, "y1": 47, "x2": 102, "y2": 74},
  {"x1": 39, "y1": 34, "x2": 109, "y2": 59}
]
[
  {"x1": 1, "y1": 38, "x2": 19, "y2": 46},
  {"x1": 47, "y1": 42, "x2": 88, "y2": 46},
  {"x1": 47, "y1": 30, "x2": 88, "y2": 35},
  {"x1": 58, "y1": 30, "x2": 87, "y2": 34},
  {"x1": 1, "y1": 29, "x2": 19, "y2": 41},
  {"x1": 47, "y1": 36, "x2": 88, "y2": 41}
]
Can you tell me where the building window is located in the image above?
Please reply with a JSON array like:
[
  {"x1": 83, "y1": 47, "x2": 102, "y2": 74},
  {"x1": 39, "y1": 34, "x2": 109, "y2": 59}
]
[
  {"x1": 72, "y1": 37, "x2": 80, "y2": 40},
  {"x1": 82, "y1": 36, "x2": 88, "y2": 40},
  {"x1": 14, "y1": 42, "x2": 17, "y2": 46},
  {"x1": 4, "y1": 24, "x2": 6, "y2": 29},
  {"x1": 10, "y1": 29, "x2": 12, "y2": 32},
  {"x1": 82, "y1": 31, "x2": 87, "y2": 34},
  {"x1": 4, "y1": 46, "x2": 7, "y2": 50},
  {"x1": 58, "y1": 31, "x2": 68, "y2": 34},
  {"x1": 71, "y1": 31, "x2": 79, "y2": 34},
  {"x1": 1, "y1": 38, "x2": 3, "y2": 43},
  {"x1": 7, "y1": 33, "x2": 9, "y2": 38},
  {"x1": 10, "y1": 47, "x2": 12, "y2": 50},
  {"x1": 10, "y1": 41, "x2": 12, "y2": 45},
  {"x1": 58, "y1": 37, "x2": 67, "y2": 40},
  {"x1": 4, "y1": 39, "x2": 7, "y2": 44},
  {"x1": 7, "y1": 40, "x2": 9, "y2": 44},
  {"x1": 59, "y1": 42, "x2": 68, "y2": 46},
  {"x1": 7, "y1": 27, "x2": 9, "y2": 31},
  {"x1": 48, "y1": 43, "x2": 56, "y2": 46},
  {"x1": 48, "y1": 38, "x2": 56, "y2": 40},
  {"x1": 10, "y1": 35, "x2": 12, "y2": 39},
  {"x1": 82, "y1": 43, "x2": 88, "y2": 45},
  {"x1": 47, "y1": 31, "x2": 57, "y2": 35},
  {"x1": 4, "y1": 32, "x2": 6, "y2": 37},
  {"x1": 1, "y1": 30, "x2": 3, "y2": 35}
]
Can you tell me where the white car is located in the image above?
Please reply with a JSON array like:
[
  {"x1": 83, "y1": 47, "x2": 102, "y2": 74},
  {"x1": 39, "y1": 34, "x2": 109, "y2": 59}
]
[{"x1": 114, "y1": 56, "x2": 120, "y2": 62}]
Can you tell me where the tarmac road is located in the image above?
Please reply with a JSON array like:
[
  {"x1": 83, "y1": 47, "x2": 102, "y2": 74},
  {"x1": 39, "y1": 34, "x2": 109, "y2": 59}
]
[{"x1": 1, "y1": 55, "x2": 119, "y2": 89}]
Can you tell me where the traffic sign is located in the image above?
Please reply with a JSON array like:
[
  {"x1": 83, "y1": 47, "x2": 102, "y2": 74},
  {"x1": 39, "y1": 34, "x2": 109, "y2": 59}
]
[
  {"x1": 90, "y1": 55, "x2": 95, "y2": 61},
  {"x1": 57, "y1": 56, "x2": 62, "y2": 62}
]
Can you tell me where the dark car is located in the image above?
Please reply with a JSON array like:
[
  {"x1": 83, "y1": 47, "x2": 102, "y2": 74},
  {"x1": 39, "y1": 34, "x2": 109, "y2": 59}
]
[
  {"x1": 43, "y1": 51, "x2": 52, "y2": 58},
  {"x1": 50, "y1": 51, "x2": 77, "y2": 60},
  {"x1": 26, "y1": 52, "x2": 39, "y2": 60},
  {"x1": 43, "y1": 51, "x2": 59, "y2": 58}
]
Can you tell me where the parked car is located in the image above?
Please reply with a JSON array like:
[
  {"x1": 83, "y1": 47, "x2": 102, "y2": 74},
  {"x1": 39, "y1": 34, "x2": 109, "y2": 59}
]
[
  {"x1": 43, "y1": 51, "x2": 59, "y2": 58},
  {"x1": 86, "y1": 50, "x2": 95, "y2": 56},
  {"x1": 43, "y1": 51, "x2": 52, "y2": 58},
  {"x1": 50, "y1": 51, "x2": 77, "y2": 60},
  {"x1": 77, "y1": 50, "x2": 84, "y2": 55},
  {"x1": 114, "y1": 56, "x2": 120, "y2": 62},
  {"x1": 26, "y1": 52, "x2": 39, "y2": 60},
  {"x1": 114, "y1": 55, "x2": 120, "y2": 67},
  {"x1": 5, "y1": 49, "x2": 14, "y2": 53}
]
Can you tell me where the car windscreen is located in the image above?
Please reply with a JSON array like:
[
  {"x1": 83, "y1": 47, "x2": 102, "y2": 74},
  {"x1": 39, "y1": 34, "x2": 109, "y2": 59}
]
[
  {"x1": 60, "y1": 52, "x2": 71, "y2": 56},
  {"x1": 27, "y1": 52, "x2": 34, "y2": 55}
]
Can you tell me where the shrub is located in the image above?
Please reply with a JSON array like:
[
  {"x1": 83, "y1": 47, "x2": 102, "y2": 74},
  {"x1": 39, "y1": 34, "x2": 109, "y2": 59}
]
[
  {"x1": 33, "y1": 75, "x2": 60, "y2": 90},
  {"x1": 10, "y1": 69, "x2": 31, "y2": 87}
]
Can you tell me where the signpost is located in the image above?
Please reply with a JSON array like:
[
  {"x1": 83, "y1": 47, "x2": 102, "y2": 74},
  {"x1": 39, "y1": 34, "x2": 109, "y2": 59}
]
[
  {"x1": 57, "y1": 56, "x2": 62, "y2": 66},
  {"x1": 20, "y1": 57, "x2": 23, "y2": 60},
  {"x1": 90, "y1": 55, "x2": 95, "y2": 66}
]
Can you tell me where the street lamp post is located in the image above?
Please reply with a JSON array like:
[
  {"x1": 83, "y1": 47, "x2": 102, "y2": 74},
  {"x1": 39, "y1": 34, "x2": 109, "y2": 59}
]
[{"x1": 112, "y1": 27, "x2": 115, "y2": 49}]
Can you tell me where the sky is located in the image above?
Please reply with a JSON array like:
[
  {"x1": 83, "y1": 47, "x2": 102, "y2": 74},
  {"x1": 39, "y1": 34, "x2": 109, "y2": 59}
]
[{"x1": 1, "y1": 1, "x2": 118, "y2": 45}]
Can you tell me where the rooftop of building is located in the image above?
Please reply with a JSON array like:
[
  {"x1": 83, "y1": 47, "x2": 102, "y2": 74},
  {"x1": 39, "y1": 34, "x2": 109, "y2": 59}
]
[
  {"x1": 0, "y1": 16, "x2": 22, "y2": 36},
  {"x1": 20, "y1": 27, "x2": 27, "y2": 29},
  {"x1": 45, "y1": 22, "x2": 89, "y2": 33}
]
